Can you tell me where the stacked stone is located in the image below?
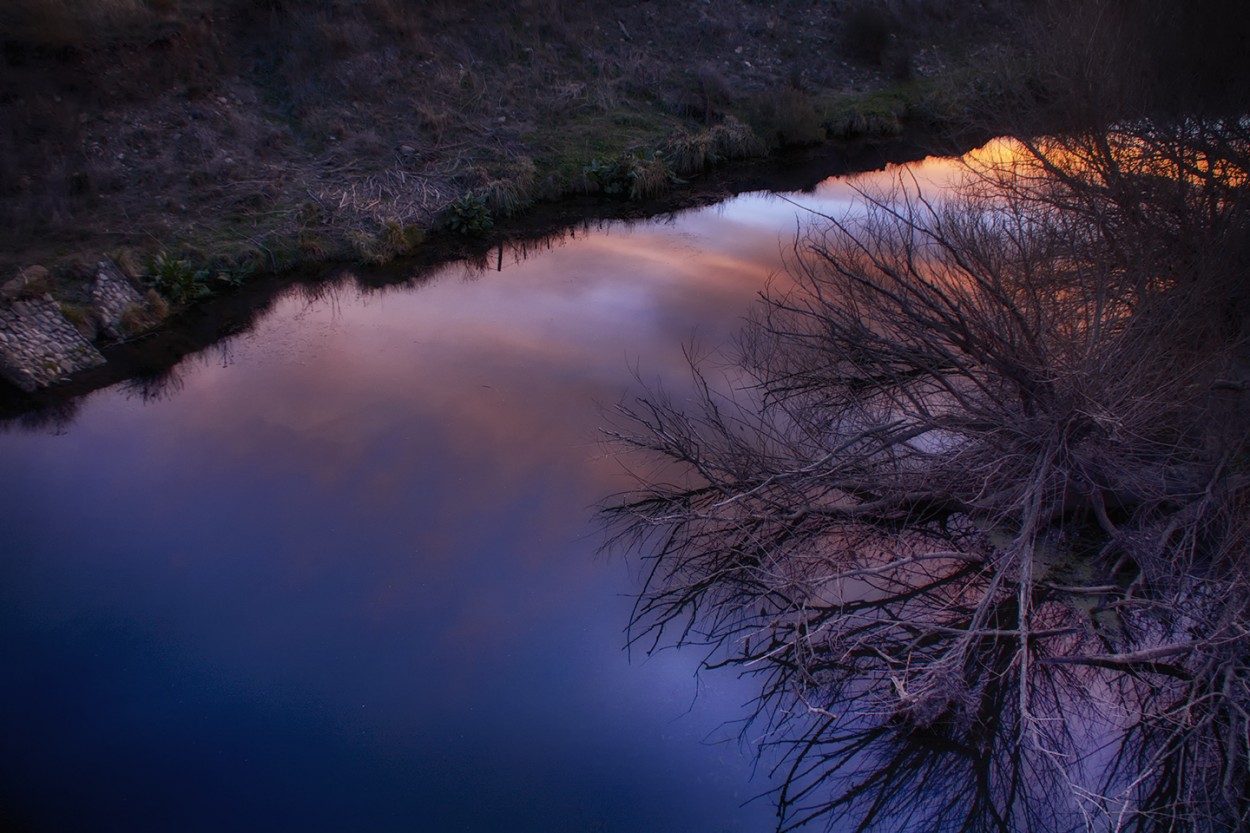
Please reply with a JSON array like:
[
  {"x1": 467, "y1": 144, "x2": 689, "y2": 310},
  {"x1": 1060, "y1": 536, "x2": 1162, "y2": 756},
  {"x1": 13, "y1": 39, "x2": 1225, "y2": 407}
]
[
  {"x1": 0, "y1": 295, "x2": 106, "y2": 392},
  {"x1": 92, "y1": 259, "x2": 148, "y2": 340}
]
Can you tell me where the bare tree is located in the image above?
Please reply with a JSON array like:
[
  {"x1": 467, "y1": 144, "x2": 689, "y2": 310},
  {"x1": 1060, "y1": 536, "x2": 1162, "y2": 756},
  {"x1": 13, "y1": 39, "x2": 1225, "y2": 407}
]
[{"x1": 604, "y1": 122, "x2": 1250, "y2": 832}]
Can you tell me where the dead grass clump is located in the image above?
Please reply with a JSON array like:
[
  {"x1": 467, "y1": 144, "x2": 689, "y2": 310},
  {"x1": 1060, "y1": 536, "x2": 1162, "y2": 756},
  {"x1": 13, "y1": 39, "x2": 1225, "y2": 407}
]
[
  {"x1": 414, "y1": 102, "x2": 452, "y2": 145},
  {"x1": 664, "y1": 117, "x2": 766, "y2": 176},
  {"x1": 583, "y1": 151, "x2": 675, "y2": 200},
  {"x1": 57, "y1": 301, "x2": 99, "y2": 339},
  {"x1": 626, "y1": 154, "x2": 672, "y2": 201},
  {"x1": 661, "y1": 130, "x2": 715, "y2": 176},
  {"x1": 483, "y1": 157, "x2": 537, "y2": 217},
  {"x1": 118, "y1": 300, "x2": 163, "y2": 336},
  {"x1": 144, "y1": 289, "x2": 170, "y2": 321}
]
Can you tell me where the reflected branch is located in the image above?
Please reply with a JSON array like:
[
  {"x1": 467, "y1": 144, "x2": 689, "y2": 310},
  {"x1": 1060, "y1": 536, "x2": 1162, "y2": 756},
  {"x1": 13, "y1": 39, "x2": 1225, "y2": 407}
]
[{"x1": 604, "y1": 119, "x2": 1250, "y2": 832}]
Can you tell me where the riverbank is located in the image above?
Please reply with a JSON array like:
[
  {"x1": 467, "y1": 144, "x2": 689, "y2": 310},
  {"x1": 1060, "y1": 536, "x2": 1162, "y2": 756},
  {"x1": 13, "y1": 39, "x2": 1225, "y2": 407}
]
[
  {"x1": 1, "y1": 1, "x2": 1033, "y2": 398},
  {"x1": 0, "y1": 127, "x2": 994, "y2": 422}
]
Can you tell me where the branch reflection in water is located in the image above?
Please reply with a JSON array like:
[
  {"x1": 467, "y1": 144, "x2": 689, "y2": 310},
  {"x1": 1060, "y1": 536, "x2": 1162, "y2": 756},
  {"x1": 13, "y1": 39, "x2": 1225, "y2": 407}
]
[{"x1": 605, "y1": 121, "x2": 1250, "y2": 833}]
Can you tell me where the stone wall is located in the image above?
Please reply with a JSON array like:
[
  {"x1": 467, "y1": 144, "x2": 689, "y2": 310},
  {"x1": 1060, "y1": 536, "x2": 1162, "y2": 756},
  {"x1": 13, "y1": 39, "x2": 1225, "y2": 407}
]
[
  {"x1": 92, "y1": 259, "x2": 148, "y2": 340},
  {"x1": 0, "y1": 295, "x2": 106, "y2": 392}
]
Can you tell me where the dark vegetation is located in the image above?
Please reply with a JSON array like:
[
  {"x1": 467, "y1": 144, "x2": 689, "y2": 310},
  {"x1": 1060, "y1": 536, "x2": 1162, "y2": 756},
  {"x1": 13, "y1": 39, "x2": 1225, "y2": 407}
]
[
  {"x1": 0, "y1": 0, "x2": 1030, "y2": 321},
  {"x1": 605, "y1": 1, "x2": 1250, "y2": 831}
]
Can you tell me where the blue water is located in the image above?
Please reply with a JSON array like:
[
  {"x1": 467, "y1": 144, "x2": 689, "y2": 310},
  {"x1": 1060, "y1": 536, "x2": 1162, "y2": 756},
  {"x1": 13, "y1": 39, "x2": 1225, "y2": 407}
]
[{"x1": 0, "y1": 160, "x2": 959, "y2": 833}]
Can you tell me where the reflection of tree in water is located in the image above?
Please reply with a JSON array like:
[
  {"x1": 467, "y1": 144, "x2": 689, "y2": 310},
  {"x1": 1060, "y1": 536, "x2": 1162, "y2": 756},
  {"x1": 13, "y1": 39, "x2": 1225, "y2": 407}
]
[
  {"x1": 121, "y1": 365, "x2": 186, "y2": 403},
  {"x1": 606, "y1": 121, "x2": 1250, "y2": 832},
  {"x1": 1, "y1": 398, "x2": 82, "y2": 435}
]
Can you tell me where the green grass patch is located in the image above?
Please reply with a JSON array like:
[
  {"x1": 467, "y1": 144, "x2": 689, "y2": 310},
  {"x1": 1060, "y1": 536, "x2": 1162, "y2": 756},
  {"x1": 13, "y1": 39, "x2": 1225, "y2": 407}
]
[{"x1": 527, "y1": 107, "x2": 684, "y2": 193}]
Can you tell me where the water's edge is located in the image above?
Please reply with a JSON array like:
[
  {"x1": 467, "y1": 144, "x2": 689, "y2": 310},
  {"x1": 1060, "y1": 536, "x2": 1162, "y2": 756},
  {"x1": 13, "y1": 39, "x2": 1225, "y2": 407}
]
[{"x1": 0, "y1": 129, "x2": 987, "y2": 425}]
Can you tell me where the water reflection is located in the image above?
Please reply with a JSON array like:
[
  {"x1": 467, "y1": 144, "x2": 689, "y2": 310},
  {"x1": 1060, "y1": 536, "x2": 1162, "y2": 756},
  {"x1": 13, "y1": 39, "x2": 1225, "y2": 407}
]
[{"x1": 0, "y1": 154, "x2": 964, "y2": 833}]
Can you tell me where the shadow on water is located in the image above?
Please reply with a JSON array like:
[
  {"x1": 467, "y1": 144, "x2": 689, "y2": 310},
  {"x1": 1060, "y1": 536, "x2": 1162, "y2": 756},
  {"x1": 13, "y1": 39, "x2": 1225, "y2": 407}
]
[{"x1": 0, "y1": 131, "x2": 987, "y2": 429}]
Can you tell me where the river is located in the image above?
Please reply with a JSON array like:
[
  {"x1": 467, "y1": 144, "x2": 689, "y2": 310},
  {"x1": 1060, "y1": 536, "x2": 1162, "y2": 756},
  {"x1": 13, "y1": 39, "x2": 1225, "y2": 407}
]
[{"x1": 0, "y1": 153, "x2": 965, "y2": 833}]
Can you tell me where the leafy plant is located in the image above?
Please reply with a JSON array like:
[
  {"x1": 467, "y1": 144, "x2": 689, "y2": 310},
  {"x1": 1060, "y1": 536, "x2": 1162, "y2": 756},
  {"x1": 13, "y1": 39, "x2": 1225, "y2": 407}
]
[
  {"x1": 446, "y1": 192, "x2": 494, "y2": 236},
  {"x1": 149, "y1": 252, "x2": 212, "y2": 304},
  {"x1": 583, "y1": 157, "x2": 631, "y2": 196}
]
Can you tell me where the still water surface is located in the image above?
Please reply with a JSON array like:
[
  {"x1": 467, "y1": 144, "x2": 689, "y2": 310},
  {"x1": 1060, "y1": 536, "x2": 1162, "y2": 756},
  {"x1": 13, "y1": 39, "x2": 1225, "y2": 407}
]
[{"x1": 1, "y1": 156, "x2": 963, "y2": 832}]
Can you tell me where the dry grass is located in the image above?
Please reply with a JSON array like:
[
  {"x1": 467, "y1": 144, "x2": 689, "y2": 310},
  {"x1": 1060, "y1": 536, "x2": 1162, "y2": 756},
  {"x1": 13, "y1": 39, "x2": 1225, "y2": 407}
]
[{"x1": 662, "y1": 117, "x2": 766, "y2": 176}]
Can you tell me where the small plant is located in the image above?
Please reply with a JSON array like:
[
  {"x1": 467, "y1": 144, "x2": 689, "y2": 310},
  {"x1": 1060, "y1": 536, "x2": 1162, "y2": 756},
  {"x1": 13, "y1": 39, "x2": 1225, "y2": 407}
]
[
  {"x1": 149, "y1": 252, "x2": 212, "y2": 305},
  {"x1": 446, "y1": 192, "x2": 494, "y2": 236},
  {"x1": 584, "y1": 157, "x2": 631, "y2": 196}
]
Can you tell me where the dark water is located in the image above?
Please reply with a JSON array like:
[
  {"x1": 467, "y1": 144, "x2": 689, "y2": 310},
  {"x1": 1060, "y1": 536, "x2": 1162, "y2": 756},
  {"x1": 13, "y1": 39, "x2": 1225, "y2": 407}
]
[{"x1": 0, "y1": 159, "x2": 962, "y2": 833}]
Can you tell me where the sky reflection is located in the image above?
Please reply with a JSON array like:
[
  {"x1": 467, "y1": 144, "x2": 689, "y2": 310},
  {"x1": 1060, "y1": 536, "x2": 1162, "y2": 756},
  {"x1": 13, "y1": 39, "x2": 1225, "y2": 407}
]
[{"x1": 0, "y1": 151, "x2": 968, "y2": 833}]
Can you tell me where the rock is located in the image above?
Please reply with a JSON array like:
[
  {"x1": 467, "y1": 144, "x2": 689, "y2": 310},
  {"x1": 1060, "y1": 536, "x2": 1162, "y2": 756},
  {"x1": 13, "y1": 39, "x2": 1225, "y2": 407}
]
[{"x1": 1, "y1": 266, "x2": 51, "y2": 301}]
